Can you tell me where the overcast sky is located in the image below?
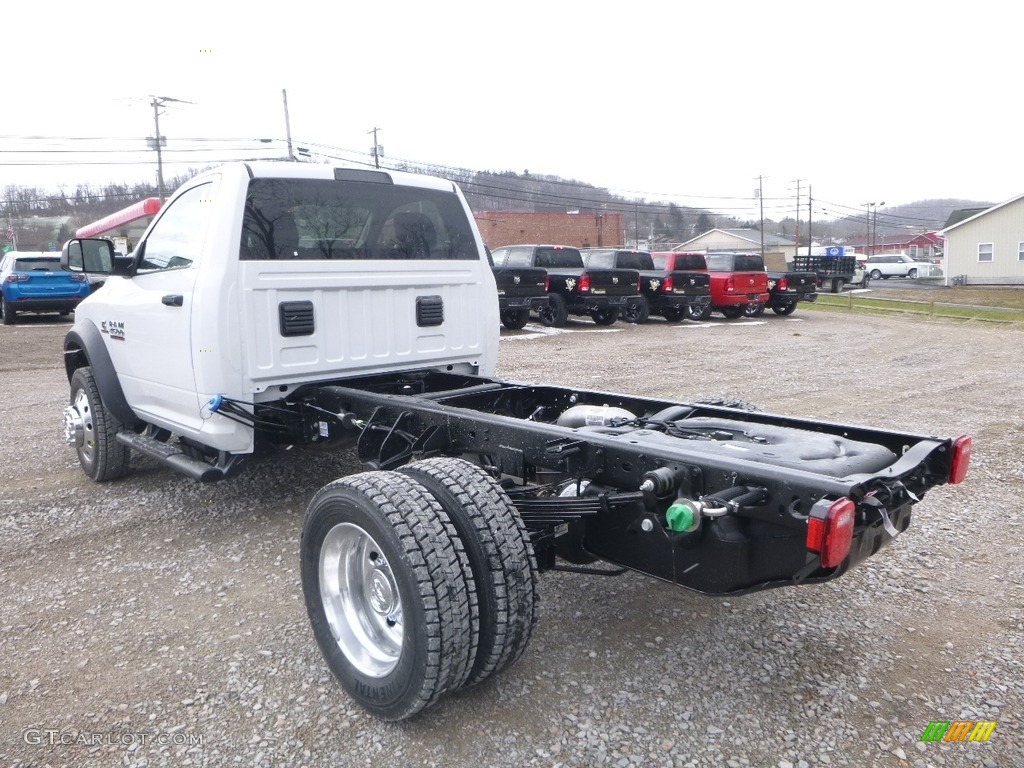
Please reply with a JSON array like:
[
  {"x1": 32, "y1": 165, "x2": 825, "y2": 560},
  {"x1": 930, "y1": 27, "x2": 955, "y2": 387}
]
[{"x1": 3, "y1": 1, "x2": 1017, "y2": 223}]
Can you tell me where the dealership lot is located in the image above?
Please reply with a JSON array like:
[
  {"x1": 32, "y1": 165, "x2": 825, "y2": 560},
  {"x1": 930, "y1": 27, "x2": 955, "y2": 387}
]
[{"x1": 0, "y1": 310, "x2": 1020, "y2": 768}]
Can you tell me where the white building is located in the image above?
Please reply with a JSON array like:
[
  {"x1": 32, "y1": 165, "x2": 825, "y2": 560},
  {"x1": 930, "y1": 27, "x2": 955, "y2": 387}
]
[{"x1": 940, "y1": 193, "x2": 1024, "y2": 285}]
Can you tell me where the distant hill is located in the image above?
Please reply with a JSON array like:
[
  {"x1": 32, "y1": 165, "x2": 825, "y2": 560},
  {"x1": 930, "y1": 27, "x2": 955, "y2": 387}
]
[{"x1": 1, "y1": 161, "x2": 1003, "y2": 251}]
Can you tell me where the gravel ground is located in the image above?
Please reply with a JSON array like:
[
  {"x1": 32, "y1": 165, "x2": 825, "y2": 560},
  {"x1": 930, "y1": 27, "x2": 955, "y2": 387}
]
[{"x1": 0, "y1": 309, "x2": 1020, "y2": 768}]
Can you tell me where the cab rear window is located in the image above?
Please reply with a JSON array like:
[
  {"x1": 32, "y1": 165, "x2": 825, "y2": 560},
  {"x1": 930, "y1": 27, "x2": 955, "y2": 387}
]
[
  {"x1": 240, "y1": 178, "x2": 478, "y2": 261},
  {"x1": 535, "y1": 248, "x2": 583, "y2": 269}
]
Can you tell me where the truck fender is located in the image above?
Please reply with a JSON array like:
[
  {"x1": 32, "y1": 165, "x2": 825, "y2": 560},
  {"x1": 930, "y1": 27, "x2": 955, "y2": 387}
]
[{"x1": 63, "y1": 321, "x2": 140, "y2": 429}]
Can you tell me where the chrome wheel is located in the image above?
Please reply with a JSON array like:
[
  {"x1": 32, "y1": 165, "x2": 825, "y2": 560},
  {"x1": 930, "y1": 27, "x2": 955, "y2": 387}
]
[
  {"x1": 62, "y1": 393, "x2": 88, "y2": 448},
  {"x1": 319, "y1": 522, "x2": 403, "y2": 678},
  {"x1": 67, "y1": 388, "x2": 94, "y2": 460}
]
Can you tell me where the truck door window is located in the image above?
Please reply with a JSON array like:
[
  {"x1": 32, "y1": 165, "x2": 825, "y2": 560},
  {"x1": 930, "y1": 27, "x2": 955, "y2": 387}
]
[
  {"x1": 137, "y1": 183, "x2": 215, "y2": 272},
  {"x1": 504, "y1": 247, "x2": 534, "y2": 267},
  {"x1": 705, "y1": 254, "x2": 732, "y2": 271},
  {"x1": 585, "y1": 251, "x2": 615, "y2": 269}
]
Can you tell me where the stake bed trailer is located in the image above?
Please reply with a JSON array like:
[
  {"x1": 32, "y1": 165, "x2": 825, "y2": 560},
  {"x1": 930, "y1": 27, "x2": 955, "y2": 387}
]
[{"x1": 56, "y1": 161, "x2": 970, "y2": 721}]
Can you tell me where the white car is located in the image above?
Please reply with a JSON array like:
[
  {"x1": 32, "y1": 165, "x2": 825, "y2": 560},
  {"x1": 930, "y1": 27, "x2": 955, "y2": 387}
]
[{"x1": 863, "y1": 253, "x2": 931, "y2": 279}]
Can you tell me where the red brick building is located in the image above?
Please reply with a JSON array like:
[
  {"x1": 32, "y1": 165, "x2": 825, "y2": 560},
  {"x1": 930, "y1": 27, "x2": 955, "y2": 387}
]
[{"x1": 474, "y1": 211, "x2": 625, "y2": 249}]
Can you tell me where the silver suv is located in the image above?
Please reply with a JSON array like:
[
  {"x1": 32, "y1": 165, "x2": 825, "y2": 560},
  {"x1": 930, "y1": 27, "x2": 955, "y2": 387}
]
[{"x1": 864, "y1": 253, "x2": 931, "y2": 279}]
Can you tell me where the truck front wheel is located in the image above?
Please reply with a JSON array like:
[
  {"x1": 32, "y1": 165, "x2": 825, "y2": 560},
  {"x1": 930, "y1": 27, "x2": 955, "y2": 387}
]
[
  {"x1": 591, "y1": 308, "x2": 619, "y2": 326},
  {"x1": 399, "y1": 458, "x2": 538, "y2": 688},
  {"x1": 772, "y1": 303, "x2": 797, "y2": 316},
  {"x1": 301, "y1": 472, "x2": 476, "y2": 720},
  {"x1": 537, "y1": 293, "x2": 568, "y2": 327},
  {"x1": 501, "y1": 309, "x2": 530, "y2": 330},
  {"x1": 720, "y1": 306, "x2": 744, "y2": 319},
  {"x1": 65, "y1": 367, "x2": 130, "y2": 481}
]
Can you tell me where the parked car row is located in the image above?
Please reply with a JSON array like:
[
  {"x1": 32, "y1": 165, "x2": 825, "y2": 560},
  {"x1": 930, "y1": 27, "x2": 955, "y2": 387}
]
[{"x1": 488, "y1": 245, "x2": 823, "y2": 328}]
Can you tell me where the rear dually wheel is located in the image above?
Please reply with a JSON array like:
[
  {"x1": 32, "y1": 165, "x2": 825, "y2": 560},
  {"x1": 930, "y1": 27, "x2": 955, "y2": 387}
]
[{"x1": 301, "y1": 471, "x2": 476, "y2": 721}]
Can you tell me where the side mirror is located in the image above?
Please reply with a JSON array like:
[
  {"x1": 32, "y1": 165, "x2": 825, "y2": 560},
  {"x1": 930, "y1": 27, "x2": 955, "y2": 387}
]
[{"x1": 61, "y1": 238, "x2": 133, "y2": 277}]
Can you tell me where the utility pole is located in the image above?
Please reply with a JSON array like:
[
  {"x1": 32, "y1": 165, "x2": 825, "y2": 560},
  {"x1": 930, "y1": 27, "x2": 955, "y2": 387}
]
[
  {"x1": 863, "y1": 202, "x2": 873, "y2": 256},
  {"x1": 148, "y1": 95, "x2": 192, "y2": 202},
  {"x1": 872, "y1": 201, "x2": 886, "y2": 254},
  {"x1": 756, "y1": 175, "x2": 764, "y2": 258},
  {"x1": 634, "y1": 199, "x2": 640, "y2": 248},
  {"x1": 368, "y1": 127, "x2": 382, "y2": 169},
  {"x1": 807, "y1": 185, "x2": 812, "y2": 253},
  {"x1": 793, "y1": 179, "x2": 803, "y2": 254},
  {"x1": 282, "y1": 89, "x2": 296, "y2": 161},
  {"x1": 150, "y1": 98, "x2": 166, "y2": 201}
]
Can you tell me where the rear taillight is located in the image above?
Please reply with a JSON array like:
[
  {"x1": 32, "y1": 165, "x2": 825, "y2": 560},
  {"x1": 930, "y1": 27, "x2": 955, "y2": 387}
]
[
  {"x1": 806, "y1": 498, "x2": 855, "y2": 568},
  {"x1": 949, "y1": 435, "x2": 972, "y2": 484},
  {"x1": 778, "y1": 277, "x2": 788, "y2": 290},
  {"x1": 69, "y1": 273, "x2": 88, "y2": 282},
  {"x1": 725, "y1": 277, "x2": 735, "y2": 293},
  {"x1": 4, "y1": 274, "x2": 29, "y2": 283},
  {"x1": 662, "y1": 275, "x2": 674, "y2": 292},
  {"x1": 578, "y1": 274, "x2": 591, "y2": 292},
  {"x1": 544, "y1": 274, "x2": 550, "y2": 292}
]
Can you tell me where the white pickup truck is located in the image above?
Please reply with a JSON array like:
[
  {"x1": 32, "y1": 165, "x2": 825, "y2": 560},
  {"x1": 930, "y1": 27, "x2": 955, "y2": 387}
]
[{"x1": 59, "y1": 161, "x2": 971, "y2": 721}]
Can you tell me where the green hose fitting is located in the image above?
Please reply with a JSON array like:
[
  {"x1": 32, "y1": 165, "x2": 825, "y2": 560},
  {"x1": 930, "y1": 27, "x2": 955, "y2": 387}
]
[{"x1": 666, "y1": 501, "x2": 697, "y2": 532}]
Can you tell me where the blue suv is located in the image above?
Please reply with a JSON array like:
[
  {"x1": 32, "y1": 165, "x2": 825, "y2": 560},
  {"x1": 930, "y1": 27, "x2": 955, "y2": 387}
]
[{"x1": 0, "y1": 251, "x2": 91, "y2": 325}]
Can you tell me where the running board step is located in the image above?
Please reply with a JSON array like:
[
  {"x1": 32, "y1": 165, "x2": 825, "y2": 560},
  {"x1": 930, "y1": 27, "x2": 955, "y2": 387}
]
[{"x1": 116, "y1": 431, "x2": 245, "y2": 482}]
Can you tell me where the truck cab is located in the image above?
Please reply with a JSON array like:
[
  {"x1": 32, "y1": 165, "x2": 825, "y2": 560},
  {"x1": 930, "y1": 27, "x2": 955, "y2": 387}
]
[{"x1": 62, "y1": 162, "x2": 498, "y2": 457}]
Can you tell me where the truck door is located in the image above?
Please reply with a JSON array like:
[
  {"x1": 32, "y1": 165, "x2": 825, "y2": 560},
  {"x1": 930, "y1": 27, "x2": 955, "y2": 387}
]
[{"x1": 102, "y1": 180, "x2": 218, "y2": 434}]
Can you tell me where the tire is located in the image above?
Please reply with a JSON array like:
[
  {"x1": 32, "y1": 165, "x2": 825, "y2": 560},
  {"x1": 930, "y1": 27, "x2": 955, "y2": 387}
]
[
  {"x1": 66, "y1": 367, "x2": 130, "y2": 481},
  {"x1": 687, "y1": 302, "x2": 713, "y2": 321},
  {"x1": 830, "y1": 278, "x2": 844, "y2": 293},
  {"x1": 743, "y1": 303, "x2": 765, "y2": 317},
  {"x1": 720, "y1": 306, "x2": 744, "y2": 319},
  {"x1": 1, "y1": 297, "x2": 15, "y2": 325},
  {"x1": 500, "y1": 309, "x2": 530, "y2": 330},
  {"x1": 869, "y1": 269, "x2": 882, "y2": 280},
  {"x1": 399, "y1": 458, "x2": 538, "y2": 688},
  {"x1": 772, "y1": 303, "x2": 797, "y2": 316},
  {"x1": 907, "y1": 268, "x2": 918, "y2": 279},
  {"x1": 301, "y1": 471, "x2": 476, "y2": 721},
  {"x1": 621, "y1": 296, "x2": 650, "y2": 324},
  {"x1": 660, "y1": 307, "x2": 684, "y2": 322},
  {"x1": 537, "y1": 293, "x2": 568, "y2": 327},
  {"x1": 591, "y1": 308, "x2": 619, "y2": 326}
]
